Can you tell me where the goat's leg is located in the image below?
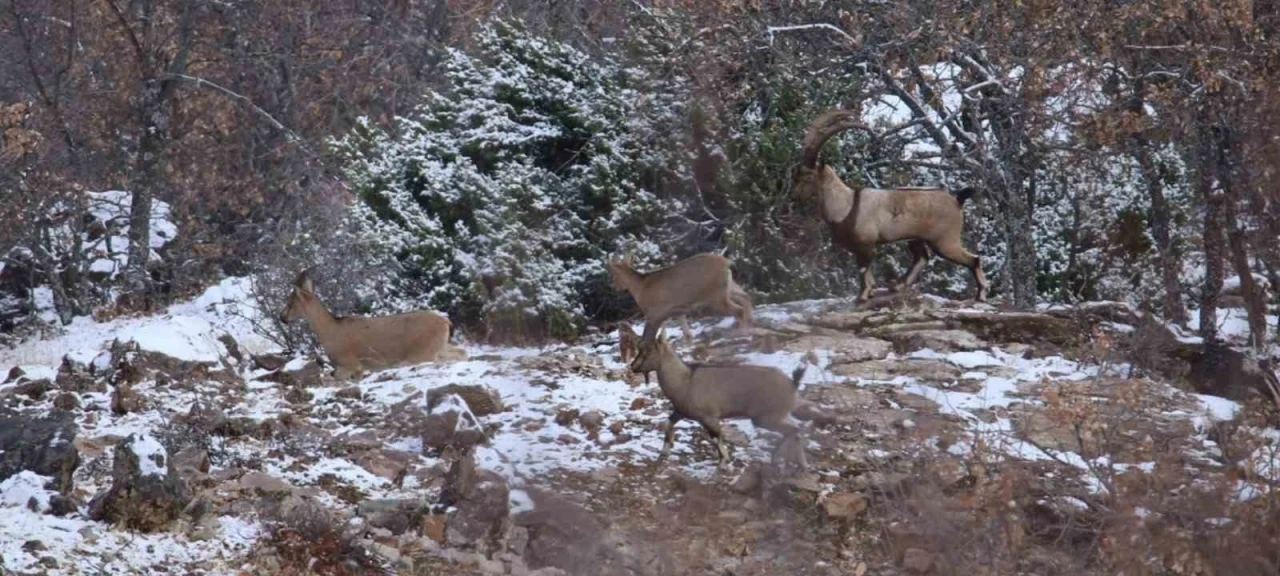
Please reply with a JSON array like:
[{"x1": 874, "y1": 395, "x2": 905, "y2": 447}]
[
  {"x1": 699, "y1": 419, "x2": 731, "y2": 464},
  {"x1": 855, "y1": 250, "x2": 876, "y2": 302},
  {"x1": 897, "y1": 240, "x2": 930, "y2": 292},
  {"x1": 639, "y1": 314, "x2": 668, "y2": 345},
  {"x1": 657, "y1": 413, "x2": 682, "y2": 463},
  {"x1": 731, "y1": 287, "x2": 753, "y2": 331},
  {"x1": 757, "y1": 417, "x2": 807, "y2": 471},
  {"x1": 679, "y1": 315, "x2": 695, "y2": 342},
  {"x1": 931, "y1": 239, "x2": 988, "y2": 302}
]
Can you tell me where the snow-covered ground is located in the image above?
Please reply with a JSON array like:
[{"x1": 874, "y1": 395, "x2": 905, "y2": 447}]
[{"x1": 0, "y1": 278, "x2": 1276, "y2": 574}]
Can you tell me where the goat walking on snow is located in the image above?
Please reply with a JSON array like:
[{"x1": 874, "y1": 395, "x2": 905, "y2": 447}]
[{"x1": 630, "y1": 332, "x2": 807, "y2": 470}]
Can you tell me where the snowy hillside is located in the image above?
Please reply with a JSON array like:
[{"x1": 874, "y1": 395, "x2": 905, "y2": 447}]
[{"x1": 0, "y1": 280, "x2": 1277, "y2": 575}]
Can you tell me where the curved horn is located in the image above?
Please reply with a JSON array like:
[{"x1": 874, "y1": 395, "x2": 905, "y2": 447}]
[{"x1": 800, "y1": 109, "x2": 873, "y2": 168}]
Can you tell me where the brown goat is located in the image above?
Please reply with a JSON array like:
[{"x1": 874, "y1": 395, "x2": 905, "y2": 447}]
[
  {"x1": 630, "y1": 332, "x2": 806, "y2": 468},
  {"x1": 608, "y1": 252, "x2": 752, "y2": 345},
  {"x1": 279, "y1": 271, "x2": 465, "y2": 380},
  {"x1": 618, "y1": 321, "x2": 650, "y2": 384},
  {"x1": 796, "y1": 109, "x2": 989, "y2": 302}
]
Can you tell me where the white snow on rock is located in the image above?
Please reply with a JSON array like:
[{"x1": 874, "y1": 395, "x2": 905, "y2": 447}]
[
  {"x1": 0, "y1": 471, "x2": 57, "y2": 512},
  {"x1": 129, "y1": 433, "x2": 168, "y2": 477}
]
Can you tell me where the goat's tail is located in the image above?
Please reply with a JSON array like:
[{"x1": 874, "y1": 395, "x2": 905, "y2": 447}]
[
  {"x1": 953, "y1": 186, "x2": 981, "y2": 206},
  {"x1": 790, "y1": 365, "x2": 807, "y2": 389}
]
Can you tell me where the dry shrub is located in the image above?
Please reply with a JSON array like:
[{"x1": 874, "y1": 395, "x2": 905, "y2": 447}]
[
  {"x1": 264, "y1": 499, "x2": 387, "y2": 576},
  {"x1": 861, "y1": 373, "x2": 1280, "y2": 575}
]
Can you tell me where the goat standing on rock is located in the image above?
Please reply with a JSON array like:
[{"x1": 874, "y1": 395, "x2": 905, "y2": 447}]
[
  {"x1": 279, "y1": 271, "x2": 466, "y2": 380},
  {"x1": 630, "y1": 331, "x2": 807, "y2": 470},
  {"x1": 795, "y1": 109, "x2": 989, "y2": 303}
]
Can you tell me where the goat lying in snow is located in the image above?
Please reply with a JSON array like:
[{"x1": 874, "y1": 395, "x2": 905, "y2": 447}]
[
  {"x1": 629, "y1": 332, "x2": 807, "y2": 468},
  {"x1": 279, "y1": 271, "x2": 466, "y2": 380},
  {"x1": 795, "y1": 109, "x2": 989, "y2": 303},
  {"x1": 608, "y1": 252, "x2": 752, "y2": 345}
]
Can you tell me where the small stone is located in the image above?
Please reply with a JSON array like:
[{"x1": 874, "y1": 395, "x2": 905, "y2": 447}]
[
  {"x1": 554, "y1": 408, "x2": 579, "y2": 427},
  {"x1": 38, "y1": 556, "x2": 58, "y2": 568},
  {"x1": 5, "y1": 365, "x2": 24, "y2": 382},
  {"x1": 22, "y1": 539, "x2": 46, "y2": 552},
  {"x1": 371, "y1": 542, "x2": 400, "y2": 563},
  {"x1": 335, "y1": 386, "x2": 363, "y2": 400},
  {"x1": 237, "y1": 472, "x2": 294, "y2": 496},
  {"x1": 556, "y1": 434, "x2": 580, "y2": 445},
  {"x1": 902, "y1": 548, "x2": 936, "y2": 573},
  {"x1": 251, "y1": 354, "x2": 289, "y2": 371},
  {"x1": 822, "y1": 492, "x2": 868, "y2": 520},
  {"x1": 421, "y1": 513, "x2": 448, "y2": 544},
  {"x1": 629, "y1": 397, "x2": 649, "y2": 410},
  {"x1": 578, "y1": 410, "x2": 605, "y2": 431},
  {"x1": 284, "y1": 387, "x2": 313, "y2": 404},
  {"x1": 608, "y1": 420, "x2": 625, "y2": 436},
  {"x1": 53, "y1": 392, "x2": 80, "y2": 411}
]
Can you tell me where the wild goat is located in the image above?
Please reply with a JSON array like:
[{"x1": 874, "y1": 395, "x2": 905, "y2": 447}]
[
  {"x1": 279, "y1": 271, "x2": 466, "y2": 380},
  {"x1": 608, "y1": 252, "x2": 752, "y2": 345},
  {"x1": 617, "y1": 321, "x2": 649, "y2": 384},
  {"x1": 795, "y1": 109, "x2": 989, "y2": 302},
  {"x1": 630, "y1": 332, "x2": 807, "y2": 468}
]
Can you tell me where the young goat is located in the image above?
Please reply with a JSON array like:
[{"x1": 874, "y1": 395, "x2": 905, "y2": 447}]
[
  {"x1": 617, "y1": 321, "x2": 650, "y2": 384},
  {"x1": 608, "y1": 252, "x2": 752, "y2": 345},
  {"x1": 629, "y1": 332, "x2": 806, "y2": 468},
  {"x1": 279, "y1": 271, "x2": 466, "y2": 380},
  {"x1": 795, "y1": 109, "x2": 989, "y2": 303}
]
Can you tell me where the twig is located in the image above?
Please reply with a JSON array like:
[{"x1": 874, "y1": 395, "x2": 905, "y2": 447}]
[
  {"x1": 161, "y1": 73, "x2": 313, "y2": 155},
  {"x1": 765, "y1": 23, "x2": 857, "y2": 46}
]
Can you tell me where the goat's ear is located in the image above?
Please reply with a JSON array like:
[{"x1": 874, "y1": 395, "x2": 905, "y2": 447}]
[{"x1": 295, "y1": 271, "x2": 315, "y2": 294}]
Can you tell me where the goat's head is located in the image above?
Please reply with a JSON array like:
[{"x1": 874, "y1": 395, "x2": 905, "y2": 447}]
[
  {"x1": 629, "y1": 330, "x2": 671, "y2": 374},
  {"x1": 279, "y1": 270, "x2": 316, "y2": 323},
  {"x1": 607, "y1": 253, "x2": 635, "y2": 291}
]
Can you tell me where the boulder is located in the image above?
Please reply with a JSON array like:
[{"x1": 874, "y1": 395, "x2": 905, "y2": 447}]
[
  {"x1": 423, "y1": 394, "x2": 487, "y2": 453},
  {"x1": 52, "y1": 392, "x2": 80, "y2": 411},
  {"x1": 251, "y1": 354, "x2": 289, "y2": 372},
  {"x1": 445, "y1": 471, "x2": 511, "y2": 553},
  {"x1": 88, "y1": 433, "x2": 191, "y2": 532},
  {"x1": 0, "y1": 410, "x2": 80, "y2": 493},
  {"x1": 357, "y1": 498, "x2": 426, "y2": 535},
  {"x1": 427, "y1": 384, "x2": 504, "y2": 417},
  {"x1": 822, "y1": 492, "x2": 868, "y2": 520},
  {"x1": 516, "y1": 488, "x2": 608, "y2": 574}
]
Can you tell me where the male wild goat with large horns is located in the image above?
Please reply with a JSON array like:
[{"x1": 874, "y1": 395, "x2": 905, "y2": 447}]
[{"x1": 795, "y1": 109, "x2": 989, "y2": 303}]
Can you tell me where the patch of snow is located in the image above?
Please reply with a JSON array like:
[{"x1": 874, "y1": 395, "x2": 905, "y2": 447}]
[
  {"x1": 509, "y1": 489, "x2": 535, "y2": 514},
  {"x1": 1194, "y1": 394, "x2": 1241, "y2": 423},
  {"x1": 0, "y1": 471, "x2": 56, "y2": 512},
  {"x1": 130, "y1": 433, "x2": 168, "y2": 477}
]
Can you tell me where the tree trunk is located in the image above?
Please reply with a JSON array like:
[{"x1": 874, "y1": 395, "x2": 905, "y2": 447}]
[
  {"x1": 1197, "y1": 127, "x2": 1225, "y2": 345},
  {"x1": 1132, "y1": 145, "x2": 1188, "y2": 325},
  {"x1": 124, "y1": 97, "x2": 163, "y2": 307},
  {"x1": 1218, "y1": 137, "x2": 1269, "y2": 351},
  {"x1": 1003, "y1": 182, "x2": 1038, "y2": 310}
]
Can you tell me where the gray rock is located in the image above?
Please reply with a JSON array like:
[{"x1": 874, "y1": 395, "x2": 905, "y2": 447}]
[
  {"x1": 445, "y1": 470, "x2": 510, "y2": 552},
  {"x1": 428, "y1": 384, "x2": 504, "y2": 417},
  {"x1": 357, "y1": 498, "x2": 426, "y2": 535},
  {"x1": 0, "y1": 410, "x2": 80, "y2": 493}
]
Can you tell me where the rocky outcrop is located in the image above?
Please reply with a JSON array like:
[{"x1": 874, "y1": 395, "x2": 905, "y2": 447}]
[{"x1": 88, "y1": 433, "x2": 191, "y2": 532}]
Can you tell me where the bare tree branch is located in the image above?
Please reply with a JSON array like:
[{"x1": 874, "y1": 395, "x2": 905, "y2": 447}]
[{"x1": 162, "y1": 73, "x2": 312, "y2": 154}]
